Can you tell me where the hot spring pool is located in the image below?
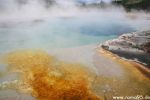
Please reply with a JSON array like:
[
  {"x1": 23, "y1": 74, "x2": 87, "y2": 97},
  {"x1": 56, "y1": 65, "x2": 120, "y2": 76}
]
[
  {"x1": 0, "y1": 8, "x2": 150, "y2": 100},
  {"x1": 0, "y1": 11, "x2": 150, "y2": 54}
]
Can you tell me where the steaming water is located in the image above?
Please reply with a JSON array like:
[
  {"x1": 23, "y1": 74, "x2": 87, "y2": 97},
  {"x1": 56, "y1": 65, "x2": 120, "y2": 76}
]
[
  {"x1": 0, "y1": 10, "x2": 150, "y2": 54},
  {"x1": 0, "y1": 3, "x2": 150, "y2": 99}
]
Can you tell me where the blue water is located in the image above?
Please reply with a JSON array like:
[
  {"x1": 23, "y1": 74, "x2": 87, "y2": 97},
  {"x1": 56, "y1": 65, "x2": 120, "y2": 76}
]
[{"x1": 0, "y1": 15, "x2": 144, "y2": 53}]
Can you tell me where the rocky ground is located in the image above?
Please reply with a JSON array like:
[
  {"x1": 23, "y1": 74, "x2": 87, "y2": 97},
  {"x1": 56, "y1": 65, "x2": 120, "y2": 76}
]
[{"x1": 100, "y1": 30, "x2": 150, "y2": 67}]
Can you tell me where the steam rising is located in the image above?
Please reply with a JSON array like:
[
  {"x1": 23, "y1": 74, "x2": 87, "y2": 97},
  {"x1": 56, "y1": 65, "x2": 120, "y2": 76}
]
[
  {"x1": 0, "y1": 1, "x2": 150, "y2": 99},
  {"x1": 0, "y1": 0, "x2": 150, "y2": 55},
  {"x1": 0, "y1": 0, "x2": 149, "y2": 22}
]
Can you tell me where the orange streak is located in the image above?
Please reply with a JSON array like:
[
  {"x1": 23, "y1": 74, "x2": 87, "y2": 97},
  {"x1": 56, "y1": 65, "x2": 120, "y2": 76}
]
[{"x1": 4, "y1": 50, "x2": 101, "y2": 100}]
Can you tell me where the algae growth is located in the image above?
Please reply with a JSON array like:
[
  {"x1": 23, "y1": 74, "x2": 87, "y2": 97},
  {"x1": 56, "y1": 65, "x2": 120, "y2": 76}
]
[{"x1": 1, "y1": 50, "x2": 100, "y2": 100}]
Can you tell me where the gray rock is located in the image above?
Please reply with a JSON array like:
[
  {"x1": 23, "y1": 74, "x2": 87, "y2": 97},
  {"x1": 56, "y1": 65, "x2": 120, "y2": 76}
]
[
  {"x1": 100, "y1": 30, "x2": 150, "y2": 53},
  {"x1": 100, "y1": 30, "x2": 150, "y2": 67}
]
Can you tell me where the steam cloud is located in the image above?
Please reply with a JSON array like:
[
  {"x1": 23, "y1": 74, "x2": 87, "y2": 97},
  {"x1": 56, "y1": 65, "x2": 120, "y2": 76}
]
[
  {"x1": 0, "y1": 0, "x2": 112, "y2": 15},
  {"x1": 0, "y1": 0, "x2": 149, "y2": 22}
]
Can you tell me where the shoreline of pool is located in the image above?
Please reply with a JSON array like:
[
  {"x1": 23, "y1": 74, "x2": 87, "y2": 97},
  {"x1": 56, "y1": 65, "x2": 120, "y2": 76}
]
[{"x1": 97, "y1": 48, "x2": 150, "y2": 79}]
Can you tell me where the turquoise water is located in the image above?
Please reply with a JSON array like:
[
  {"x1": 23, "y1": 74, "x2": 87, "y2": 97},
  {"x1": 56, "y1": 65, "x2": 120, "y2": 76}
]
[{"x1": 0, "y1": 15, "x2": 147, "y2": 53}]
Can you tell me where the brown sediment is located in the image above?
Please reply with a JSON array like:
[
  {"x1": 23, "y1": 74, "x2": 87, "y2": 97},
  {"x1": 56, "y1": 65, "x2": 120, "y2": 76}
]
[
  {"x1": 98, "y1": 48, "x2": 150, "y2": 79},
  {"x1": 3, "y1": 50, "x2": 101, "y2": 100},
  {"x1": 93, "y1": 48, "x2": 150, "y2": 99},
  {"x1": 130, "y1": 62, "x2": 150, "y2": 79}
]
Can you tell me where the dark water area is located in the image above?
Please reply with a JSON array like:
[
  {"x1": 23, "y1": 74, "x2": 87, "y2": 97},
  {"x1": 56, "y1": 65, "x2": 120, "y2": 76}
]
[{"x1": 80, "y1": 23, "x2": 135, "y2": 36}]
